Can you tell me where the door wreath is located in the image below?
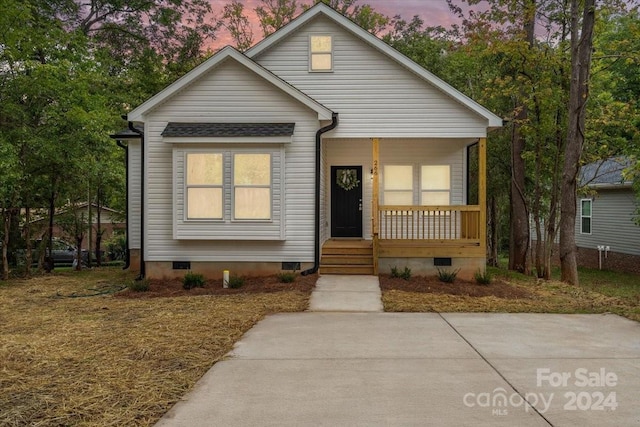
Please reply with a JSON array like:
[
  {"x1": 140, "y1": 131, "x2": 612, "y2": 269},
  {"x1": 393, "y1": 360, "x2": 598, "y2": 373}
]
[{"x1": 337, "y1": 169, "x2": 360, "y2": 191}]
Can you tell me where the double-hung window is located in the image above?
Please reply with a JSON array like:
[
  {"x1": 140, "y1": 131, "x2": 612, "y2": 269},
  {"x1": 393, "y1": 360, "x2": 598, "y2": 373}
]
[
  {"x1": 421, "y1": 165, "x2": 451, "y2": 205},
  {"x1": 310, "y1": 35, "x2": 332, "y2": 72},
  {"x1": 383, "y1": 165, "x2": 413, "y2": 205},
  {"x1": 186, "y1": 153, "x2": 223, "y2": 219},
  {"x1": 233, "y1": 153, "x2": 272, "y2": 220},
  {"x1": 580, "y1": 199, "x2": 592, "y2": 234}
]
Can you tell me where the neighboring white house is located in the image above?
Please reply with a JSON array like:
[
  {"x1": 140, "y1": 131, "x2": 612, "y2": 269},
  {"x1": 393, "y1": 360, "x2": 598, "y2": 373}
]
[
  {"x1": 575, "y1": 157, "x2": 640, "y2": 274},
  {"x1": 118, "y1": 3, "x2": 502, "y2": 279}
]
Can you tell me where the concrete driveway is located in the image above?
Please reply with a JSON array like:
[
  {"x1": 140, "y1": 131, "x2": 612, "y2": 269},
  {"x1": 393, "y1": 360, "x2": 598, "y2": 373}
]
[{"x1": 155, "y1": 277, "x2": 640, "y2": 426}]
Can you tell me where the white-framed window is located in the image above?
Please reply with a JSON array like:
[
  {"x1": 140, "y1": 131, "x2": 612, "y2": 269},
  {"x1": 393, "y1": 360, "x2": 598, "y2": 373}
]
[
  {"x1": 580, "y1": 199, "x2": 592, "y2": 234},
  {"x1": 383, "y1": 165, "x2": 413, "y2": 205},
  {"x1": 421, "y1": 165, "x2": 451, "y2": 205},
  {"x1": 381, "y1": 164, "x2": 452, "y2": 206},
  {"x1": 185, "y1": 153, "x2": 223, "y2": 219},
  {"x1": 309, "y1": 35, "x2": 332, "y2": 72},
  {"x1": 233, "y1": 153, "x2": 272, "y2": 220},
  {"x1": 181, "y1": 150, "x2": 275, "y2": 223}
]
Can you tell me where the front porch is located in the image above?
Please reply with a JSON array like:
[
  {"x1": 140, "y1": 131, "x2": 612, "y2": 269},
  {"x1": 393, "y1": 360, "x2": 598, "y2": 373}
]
[
  {"x1": 321, "y1": 205, "x2": 484, "y2": 276},
  {"x1": 322, "y1": 137, "x2": 487, "y2": 278}
]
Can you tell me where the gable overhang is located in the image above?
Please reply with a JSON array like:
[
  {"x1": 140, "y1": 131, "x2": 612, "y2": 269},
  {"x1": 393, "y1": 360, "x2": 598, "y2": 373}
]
[
  {"x1": 128, "y1": 46, "x2": 334, "y2": 122},
  {"x1": 587, "y1": 182, "x2": 633, "y2": 190},
  {"x1": 246, "y1": 3, "x2": 503, "y2": 129}
]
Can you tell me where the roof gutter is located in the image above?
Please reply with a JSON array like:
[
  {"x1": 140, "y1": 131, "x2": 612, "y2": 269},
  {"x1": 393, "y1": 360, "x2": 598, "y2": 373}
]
[
  {"x1": 302, "y1": 113, "x2": 339, "y2": 276},
  {"x1": 585, "y1": 182, "x2": 633, "y2": 190},
  {"x1": 128, "y1": 121, "x2": 146, "y2": 280}
]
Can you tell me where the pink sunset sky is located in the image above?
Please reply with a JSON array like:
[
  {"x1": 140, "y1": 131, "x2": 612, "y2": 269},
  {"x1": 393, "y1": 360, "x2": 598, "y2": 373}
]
[{"x1": 209, "y1": 0, "x2": 465, "y2": 48}]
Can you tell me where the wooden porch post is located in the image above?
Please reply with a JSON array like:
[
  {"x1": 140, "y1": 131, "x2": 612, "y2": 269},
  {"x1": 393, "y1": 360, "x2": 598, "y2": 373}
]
[
  {"x1": 479, "y1": 137, "x2": 487, "y2": 260},
  {"x1": 372, "y1": 138, "x2": 380, "y2": 275}
]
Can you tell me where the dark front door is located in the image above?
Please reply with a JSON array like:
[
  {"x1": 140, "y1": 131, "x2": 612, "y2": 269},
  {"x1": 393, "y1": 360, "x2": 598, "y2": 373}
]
[{"x1": 331, "y1": 166, "x2": 363, "y2": 237}]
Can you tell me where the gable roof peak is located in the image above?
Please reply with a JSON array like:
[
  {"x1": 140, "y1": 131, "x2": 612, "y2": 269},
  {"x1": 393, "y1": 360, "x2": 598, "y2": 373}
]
[
  {"x1": 128, "y1": 45, "x2": 333, "y2": 121},
  {"x1": 246, "y1": 2, "x2": 502, "y2": 128}
]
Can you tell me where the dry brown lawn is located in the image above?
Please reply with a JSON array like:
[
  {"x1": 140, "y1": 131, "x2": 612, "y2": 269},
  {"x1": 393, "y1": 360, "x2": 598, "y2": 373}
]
[
  {"x1": 381, "y1": 270, "x2": 640, "y2": 322},
  {"x1": 0, "y1": 268, "x2": 313, "y2": 426}
]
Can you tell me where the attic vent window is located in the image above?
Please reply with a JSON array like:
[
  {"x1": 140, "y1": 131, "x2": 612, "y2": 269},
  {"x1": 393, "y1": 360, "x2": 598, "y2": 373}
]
[{"x1": 310, "y1": 35, "x2": 332, "y2": 72}]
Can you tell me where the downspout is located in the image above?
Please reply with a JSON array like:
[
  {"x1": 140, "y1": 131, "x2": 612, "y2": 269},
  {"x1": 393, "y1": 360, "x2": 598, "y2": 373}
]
[
  {"x1": 115, "y1": 139, "x2": 131, "y2": 270},
  {"x1": 302, "y1": 113, "x2": 339, "y2": 276},
  {"x1": 128, "y1": 121, "x2": 145, "y2": 279}
]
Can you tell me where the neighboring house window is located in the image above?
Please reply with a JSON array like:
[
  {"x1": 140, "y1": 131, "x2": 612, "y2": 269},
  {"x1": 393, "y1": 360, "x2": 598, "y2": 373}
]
[
  {"x1": 310, "y1": 35, "x2": 332, "y2": 71},
  {"x1": 233, "y1": 153, "x2": 272, "y2": 220},
  {"x1": 581, "y1": 199, "x2": 592, "y2": 234},
  {"x1": 186, "y1": 153, "x2": 223, "y2": 219},
  {"x1": 421, "y1": 165, "x2": 450, "y2": 205},
  {"x1": 383, "y1": 165, "x2": 413, "y2": 205}
]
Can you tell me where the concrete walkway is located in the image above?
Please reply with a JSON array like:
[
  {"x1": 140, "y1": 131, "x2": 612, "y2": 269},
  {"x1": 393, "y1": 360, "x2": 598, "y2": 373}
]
[
  {"x1": 308, "y1": 275, "x2": 383, "y2": 312},
  {"x1": 155, "y1": 276, "x2": 640, "y2": 427}
]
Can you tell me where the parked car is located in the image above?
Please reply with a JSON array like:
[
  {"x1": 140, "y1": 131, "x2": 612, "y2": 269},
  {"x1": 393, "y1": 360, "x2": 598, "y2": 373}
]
[{"x1": 37, "y1": 238, "x2": 89, "y2": 267}]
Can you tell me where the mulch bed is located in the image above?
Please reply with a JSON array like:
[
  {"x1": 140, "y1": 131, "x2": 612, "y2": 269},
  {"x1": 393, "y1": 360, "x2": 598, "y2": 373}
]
[
  {"x1": 379, "y1": 274, "x2": 533, "y2": 299},
  {"x1": 117, "y1": 273, "x2": 318, "y2": 299}
]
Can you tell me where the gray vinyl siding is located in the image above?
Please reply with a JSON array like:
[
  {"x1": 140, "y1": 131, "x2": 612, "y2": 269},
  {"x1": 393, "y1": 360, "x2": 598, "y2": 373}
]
[
  {"x1": 575, "y1": 189, "x2": 640, "y2": 256},
  {"x1": 254, "y1": 15, "x2": 488, "y2": 138},
  {"x1": 141, "y1": 59, "x2": 319, "y2": 262},
  {"x1": 324, "y1": 137, "x2": 473, "y2": 239},
  {"x1": 128, "y1": 140, "x2": 141, "y2": 249}
]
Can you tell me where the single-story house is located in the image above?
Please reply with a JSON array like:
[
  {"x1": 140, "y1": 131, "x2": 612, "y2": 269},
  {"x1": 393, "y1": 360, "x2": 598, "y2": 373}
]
[
  {"x1": 30, "y1": 202, "x2": 124, "y2": 252},
  {"x1": 576, "y1": 157, "x2": 640, "y2": 274},
  {"x1": 113, "y1": 3, "x2": 502, "y2": 279}
]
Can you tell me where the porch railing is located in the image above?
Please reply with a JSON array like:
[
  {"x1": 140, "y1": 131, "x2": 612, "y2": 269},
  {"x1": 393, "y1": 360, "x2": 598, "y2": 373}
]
[{"x1": 377, "y1": 205, "x2": 481, "y2": 241}]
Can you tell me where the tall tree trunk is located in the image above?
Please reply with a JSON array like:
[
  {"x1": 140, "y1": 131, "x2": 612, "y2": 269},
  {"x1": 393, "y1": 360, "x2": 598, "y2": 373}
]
[
  {"x1": 508, "y1": 0, "x2": 536, "y2": 274},
  {"x1": 87, "y1": 193, "x2": 92, "y2": 268},
  {"x1": 75, "y1": 233, "x2": 84, "y2": 271},
  {"x1": 2, "y1": 208, "x2": 9, "y2": 280},
  {"x1": 24, "y1": 206, "x2": 32, "y2": 276},
  {"x1": 487, "y1": 195, "x2": 499, "y2": 267},
  {"x1": 560, "y1": 0, "x2": 596, "y2": 285},
  {"x1": 46, "y1": 191, "x2": 55, "y2": 272},
  {"x1": 509, "y1": 107, "x2": 530, "y2": 273},
  {"x1": 95, "y1": 192, "x2": 103, "y2": 267}
]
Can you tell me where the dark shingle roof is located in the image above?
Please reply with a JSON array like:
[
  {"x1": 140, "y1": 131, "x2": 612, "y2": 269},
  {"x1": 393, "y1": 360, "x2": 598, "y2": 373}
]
[
  {"x1": 580, "y1": 157, "x2": 635, "y2": 186},
  {"x1": 162, "y1": 122, "x2": 295, "y2": 138}
]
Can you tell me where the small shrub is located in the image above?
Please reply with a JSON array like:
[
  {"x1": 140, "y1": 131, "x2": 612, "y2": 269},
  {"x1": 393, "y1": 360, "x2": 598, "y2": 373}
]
[
  {"x1": 390, "y1": 266, "x2": 412, "y2": 280},
  {"x1": 129, "y1": 278, "x2": 150, "y2": 292},
  {"x1": 277, "y1": 271, "x2": 297, "y2": 283},
  {"x1": 437, "y1": 268, "x2": 459, "y2": 283},
  {"x1": 228, "y1": 275, "x2": 245, "y2": 289},
  {"x1": 183, "y1": 272, "x2": 205, "y2": 290},
  {"x1": 105, "y1": 233, "x2": 127, "y2": 261},
  {"x1": 474, "y1": 269, "x2": 492, "y2": 285}
]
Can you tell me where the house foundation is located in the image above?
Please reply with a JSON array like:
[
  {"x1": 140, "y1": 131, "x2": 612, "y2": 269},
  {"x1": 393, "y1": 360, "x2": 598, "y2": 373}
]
[
  {"x1": 144, "y1": 261, "x2": 314, "y2": 280},
  {"x1": 378, "y1": 257, "x2": 485, "y2": 281}
]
